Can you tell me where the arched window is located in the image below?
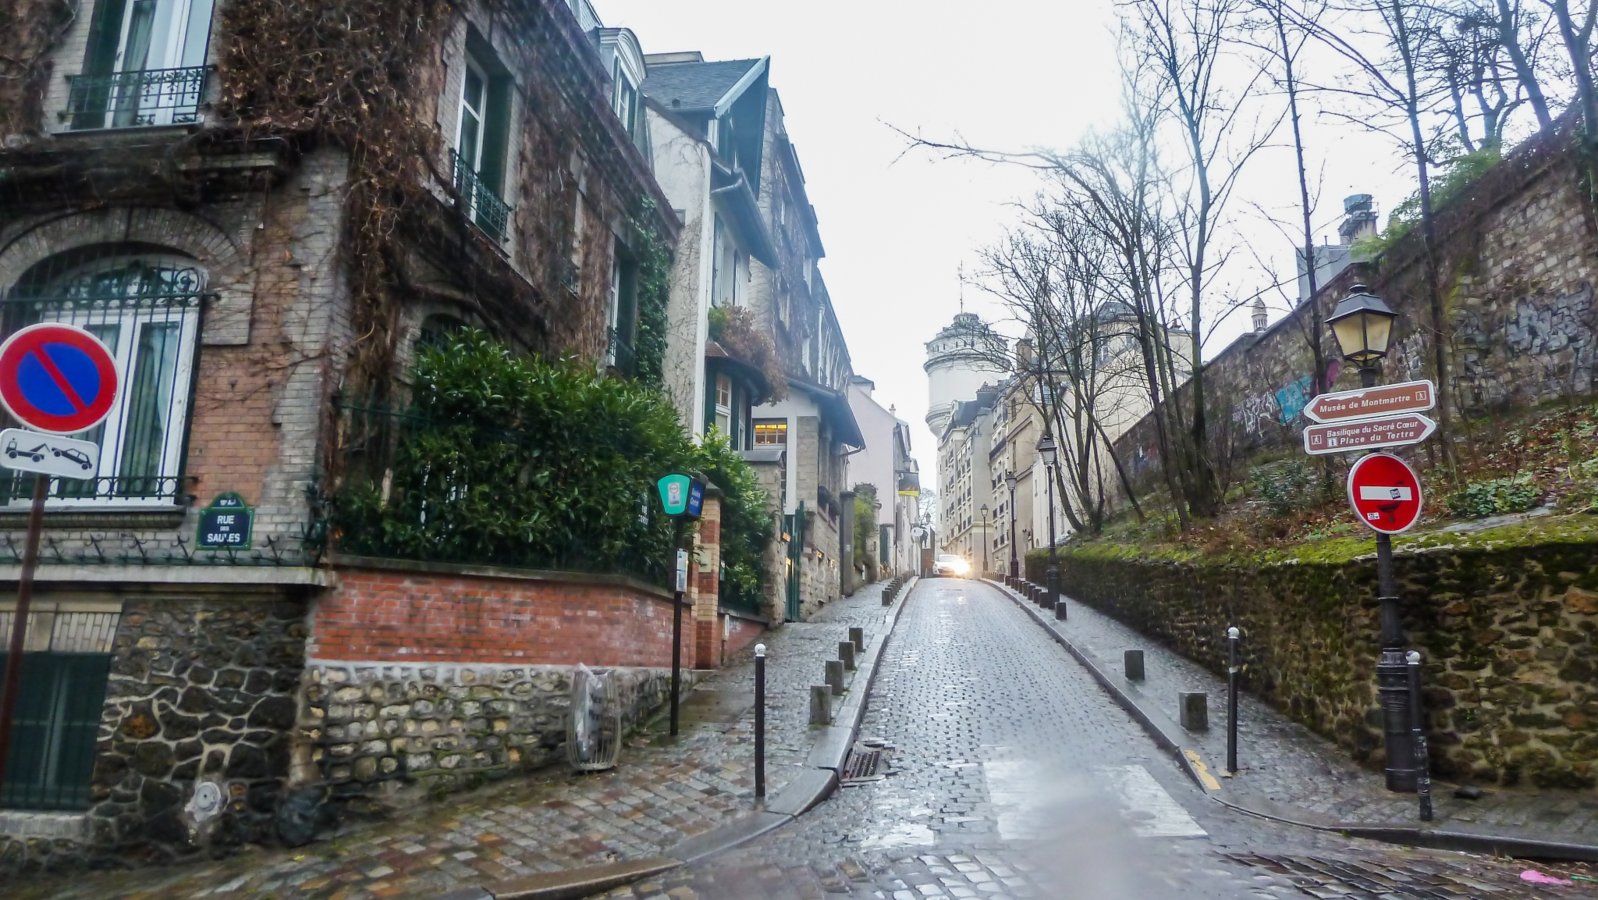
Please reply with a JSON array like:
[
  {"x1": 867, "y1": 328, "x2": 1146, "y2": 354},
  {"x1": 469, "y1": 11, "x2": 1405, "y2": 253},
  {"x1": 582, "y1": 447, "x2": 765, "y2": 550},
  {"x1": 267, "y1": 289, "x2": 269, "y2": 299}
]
[{"x1": 2, "y1": 255, "x2": 204, "y2": 507}]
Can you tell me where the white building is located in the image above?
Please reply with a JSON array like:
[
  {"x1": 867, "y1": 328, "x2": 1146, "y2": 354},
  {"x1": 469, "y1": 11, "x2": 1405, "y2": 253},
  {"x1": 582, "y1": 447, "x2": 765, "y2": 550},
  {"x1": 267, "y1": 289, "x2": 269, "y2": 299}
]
[
  {"x1": 846, "y1": 376, "x2": 920, "y2": 580},
  {"x1": 924, "y1": 312, "x2": 1009, "y2": 437}
]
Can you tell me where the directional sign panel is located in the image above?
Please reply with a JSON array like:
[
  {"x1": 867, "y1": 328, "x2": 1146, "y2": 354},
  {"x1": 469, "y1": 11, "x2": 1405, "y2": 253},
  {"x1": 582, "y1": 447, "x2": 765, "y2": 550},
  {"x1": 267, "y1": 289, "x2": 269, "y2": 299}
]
[
  {"x1": 0, "y1": 427, "x2": 99, "y2": 479},
  {"x1": 1348, "y1": 452, "x2": 1424, "y2": 534},
  {"x1": 0, "y1": 324, "x2": 119, "y2": 435},
  {"x1": 1304, "y1": 413, "x2": 1436, "y2": 455},
  {"x1": 1303, "y1": 379, "x2": 1436, "y2": 424}
]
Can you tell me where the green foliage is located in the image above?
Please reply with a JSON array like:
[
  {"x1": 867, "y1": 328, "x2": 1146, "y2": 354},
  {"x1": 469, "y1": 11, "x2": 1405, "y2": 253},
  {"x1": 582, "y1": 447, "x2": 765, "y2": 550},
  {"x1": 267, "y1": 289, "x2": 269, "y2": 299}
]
[
  {"x1": 706, "y1": 304, "x2": 786, "y2": 400},
  {"x1": 1248, "y1": 459, "x2": 1319, "y2": 517},
  {"x1": 1354, "y1": 146, "x2": 1502, "y2": 258},
  {"x1": 630, "y1": 200, "x2": 672, "y2": 391},
  {"x1": 334, "y1": 330, "x2": 698, "y2": 582},
  {"x1": 852, "y1": 483, "x2": 879, "y2": 570},
  {"x1": 1445, "y1": 475, "x2": 1542, "y2": 519},
  {"x1": 698, "y1": 430, "x2": 775, "y2": 613}
]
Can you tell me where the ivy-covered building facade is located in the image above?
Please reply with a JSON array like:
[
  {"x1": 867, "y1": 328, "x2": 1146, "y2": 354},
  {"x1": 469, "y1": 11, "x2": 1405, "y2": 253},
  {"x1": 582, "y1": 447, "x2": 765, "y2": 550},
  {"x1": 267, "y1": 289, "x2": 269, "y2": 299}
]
[{"x1": 0, "y1": 0, "x2": 680, "y2": 870}]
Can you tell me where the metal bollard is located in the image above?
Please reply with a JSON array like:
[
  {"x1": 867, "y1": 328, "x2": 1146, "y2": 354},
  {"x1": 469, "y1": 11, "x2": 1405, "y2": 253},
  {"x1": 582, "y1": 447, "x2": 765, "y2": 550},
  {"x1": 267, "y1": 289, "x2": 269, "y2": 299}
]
[
  {"x1": 1408, "y1": 651, "x2": 1433, "y2": 821},
  {"x1": 1124, "y1": 649, "x2": 1145, "y2": 681},
  {"x1": 849, "y1": 627, "x2": 865, "y2": 654},
  {"x1": 1054, "y1": 598, "x2": 1067, "y2": 620},
  {"x1": 1226, "y1": 627, "x2": 1240, "y2": 774},
  {"x1": 1179, "y1": 692, "x2": 1208, "y2": 731},
  {"x1": 810, "y1": 685, "x2": 832, "y2": 725},
  {"x1": 754, "y1": 644, "x2": 766, "y2": 798},
  {"x1": 838, "y1": 641, "x2": 857, "y2": 672},
  {"x1": 825, "y1": 659, "x2": 845, "y2": 695}
]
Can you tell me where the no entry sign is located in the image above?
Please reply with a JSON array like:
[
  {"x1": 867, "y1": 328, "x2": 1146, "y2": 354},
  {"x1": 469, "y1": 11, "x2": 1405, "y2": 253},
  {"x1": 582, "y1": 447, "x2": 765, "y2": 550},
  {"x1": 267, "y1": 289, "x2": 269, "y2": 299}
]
[
  {"x1": 0, "y1": 324, "x2": 119, "y2": 435},
  {"x1": 1347, "y1": 453, "x2": 1424, "y2": 534}
]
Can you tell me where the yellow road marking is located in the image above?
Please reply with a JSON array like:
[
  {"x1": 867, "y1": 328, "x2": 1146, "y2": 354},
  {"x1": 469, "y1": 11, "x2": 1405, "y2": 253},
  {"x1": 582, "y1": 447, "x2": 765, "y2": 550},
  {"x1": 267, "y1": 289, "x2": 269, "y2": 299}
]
[{"x1": 1184, "y1": 749, "x2": 1222, "y2": 791}]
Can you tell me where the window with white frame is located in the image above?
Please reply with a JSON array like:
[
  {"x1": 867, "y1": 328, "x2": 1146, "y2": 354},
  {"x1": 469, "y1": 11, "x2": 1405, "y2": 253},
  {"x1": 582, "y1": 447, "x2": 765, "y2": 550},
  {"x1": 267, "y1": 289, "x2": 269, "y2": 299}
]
[
  {"x1": 67, "y1": 0, "x2": 215, "y2": 129},
  {"x1": 452, "y1": 41, "x2": 513, "y2": 241},
  {"x1": 714, "y1": 374, "x2": 733, "y2": 434},
  {"x1": 754, "y1": 419, "x2": 787, "y2": 446},
  {"x1": 1, "y1": 256, "x2": 202, "y2": 508},
  {"x1": 605, "y1": 247, "x2": 639, "y2": 374},
  {"x1": 611, "y1": 58, "x2": 639, "y2": 140}
]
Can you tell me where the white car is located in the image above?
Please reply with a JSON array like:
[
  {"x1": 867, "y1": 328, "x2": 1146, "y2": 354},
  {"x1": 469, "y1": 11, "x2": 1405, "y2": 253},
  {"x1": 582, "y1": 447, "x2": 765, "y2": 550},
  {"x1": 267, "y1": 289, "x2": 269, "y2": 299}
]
[{"x1": 933, "y1": 554, "x2": 971, "y2": 578}]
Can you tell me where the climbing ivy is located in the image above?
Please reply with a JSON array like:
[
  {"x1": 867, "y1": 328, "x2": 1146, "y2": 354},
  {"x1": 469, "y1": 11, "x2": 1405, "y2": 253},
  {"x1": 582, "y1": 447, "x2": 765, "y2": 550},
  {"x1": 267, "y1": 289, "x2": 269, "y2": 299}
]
[{"x1": 630, "y1": 199, "x2": 671, "y2": 390}]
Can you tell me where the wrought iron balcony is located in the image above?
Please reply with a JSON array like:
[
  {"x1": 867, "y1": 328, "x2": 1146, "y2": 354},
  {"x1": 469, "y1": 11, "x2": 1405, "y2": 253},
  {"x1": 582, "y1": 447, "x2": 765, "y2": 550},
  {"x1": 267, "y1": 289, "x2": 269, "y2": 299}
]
[
  {"x1": 450, "y1": 150, "x2": 512, "y2": 242},
  {"x1": 64, "y1": 66, "x2": 206, "y2": 130},
  {"x1": 605, "y1": 328, "x2": 637, "y2": 376}
]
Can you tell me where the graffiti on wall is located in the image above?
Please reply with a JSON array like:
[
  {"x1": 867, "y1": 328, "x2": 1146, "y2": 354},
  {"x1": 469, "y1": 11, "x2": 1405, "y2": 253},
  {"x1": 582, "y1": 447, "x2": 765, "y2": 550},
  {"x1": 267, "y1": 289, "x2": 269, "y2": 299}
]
[{"x1": 1454, "y1": 280, "x2": 1596, "y2": 408}]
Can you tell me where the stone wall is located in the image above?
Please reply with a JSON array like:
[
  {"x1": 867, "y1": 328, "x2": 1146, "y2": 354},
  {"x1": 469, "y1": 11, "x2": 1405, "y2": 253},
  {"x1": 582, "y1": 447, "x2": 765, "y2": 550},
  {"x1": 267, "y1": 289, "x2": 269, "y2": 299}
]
[
  {"x1": 297, "y1": 662, "x2": 687, "y2": 801},
  {"x1": 1029, "y1": 537, "x2": 1598, "y2": 788},
  {"x1": 300, "y1": 560, "x2": 697, "y2": 803},
  {"x1": 1114, "y1": 120, "x2": 1598, "y2": 491},
  {"x1": 1, "y1": 590, "x2": 308, "y2": 873}
]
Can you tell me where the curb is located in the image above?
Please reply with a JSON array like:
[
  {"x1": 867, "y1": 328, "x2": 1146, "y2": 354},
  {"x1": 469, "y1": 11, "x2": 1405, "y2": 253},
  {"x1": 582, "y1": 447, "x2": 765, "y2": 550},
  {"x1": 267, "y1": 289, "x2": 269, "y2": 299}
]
[
  {"x1": 477, "y1": 579, "x2": 919, "y2": 898},
  {"x1": 984, "y1": 579, "x2": 1598, "y2": 865}
]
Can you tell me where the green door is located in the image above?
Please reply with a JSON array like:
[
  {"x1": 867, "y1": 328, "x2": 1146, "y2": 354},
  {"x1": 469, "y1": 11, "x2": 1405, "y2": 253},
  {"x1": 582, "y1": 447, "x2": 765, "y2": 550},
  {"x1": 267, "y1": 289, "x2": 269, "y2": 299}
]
[
  {"x1": 0, "y1": 652, "x2": 111, "y2": 811},
  {"x1": 785, "y1": 501, "x2": 805, "y2": 621}
]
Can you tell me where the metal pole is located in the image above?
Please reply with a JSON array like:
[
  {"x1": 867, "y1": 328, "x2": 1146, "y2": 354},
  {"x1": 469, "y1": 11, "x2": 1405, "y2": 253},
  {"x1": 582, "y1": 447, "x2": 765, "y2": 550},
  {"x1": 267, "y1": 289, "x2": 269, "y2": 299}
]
[
  {"x1": 670, "y1": 524, "x2": 685, "y2": 737},
  {"x1": 1359, "y1": 362, "x2": 1415, "y2": 793},
  {"x1": 1007, "y1": 482, "x2": 1018, "y2": 578},
  {"x1": 1226, "y1": 626, "x2": 1240, "y2": 775},
  {"x1": 754, "y1": 643, "x2": 767, "y2": 799},
  {"x1": 0, "y1": 476, "x2": 48, "y2": 787},
  {"x1": 1045, "y1": 466, "x2": 1061, "y2": 618},
  {"x1": 981, "y1": 511, "x2": 989, "y2": 575},
  {"x1": 1407, "y1": 650, "x2": 1433, "y2": 820}
]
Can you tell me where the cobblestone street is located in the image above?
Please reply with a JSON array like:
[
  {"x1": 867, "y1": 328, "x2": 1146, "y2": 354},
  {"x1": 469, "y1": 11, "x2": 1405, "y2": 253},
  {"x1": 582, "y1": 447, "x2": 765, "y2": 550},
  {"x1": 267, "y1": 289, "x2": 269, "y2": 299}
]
[{"x1": 599, "y1": 578, "x2": 1591, "y2": 899}]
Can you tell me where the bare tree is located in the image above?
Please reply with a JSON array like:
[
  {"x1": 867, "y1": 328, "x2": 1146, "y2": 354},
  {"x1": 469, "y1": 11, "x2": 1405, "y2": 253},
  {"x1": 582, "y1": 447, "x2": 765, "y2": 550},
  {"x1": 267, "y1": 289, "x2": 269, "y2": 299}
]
[{"x1": 1538, "y1": 0, "x2": 1598, "y2": 144}]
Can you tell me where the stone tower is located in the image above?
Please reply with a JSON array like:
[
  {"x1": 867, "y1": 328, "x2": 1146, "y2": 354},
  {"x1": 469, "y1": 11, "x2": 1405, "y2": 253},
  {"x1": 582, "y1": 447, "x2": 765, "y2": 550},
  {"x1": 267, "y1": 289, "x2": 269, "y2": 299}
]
[{"x1": 923, "y1": 312, "x2": 1010, "y2": 436}]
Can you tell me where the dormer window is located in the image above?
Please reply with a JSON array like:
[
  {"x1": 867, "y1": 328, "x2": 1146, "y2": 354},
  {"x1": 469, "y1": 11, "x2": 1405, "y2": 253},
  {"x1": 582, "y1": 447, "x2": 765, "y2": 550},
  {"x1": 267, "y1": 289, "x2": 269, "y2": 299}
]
[
  {"x1": 612, "y1": 59, "x2": 639, "y2": 140},
  {"x1": 66, "y1": 0, "x2": 214, "y2": 129}
]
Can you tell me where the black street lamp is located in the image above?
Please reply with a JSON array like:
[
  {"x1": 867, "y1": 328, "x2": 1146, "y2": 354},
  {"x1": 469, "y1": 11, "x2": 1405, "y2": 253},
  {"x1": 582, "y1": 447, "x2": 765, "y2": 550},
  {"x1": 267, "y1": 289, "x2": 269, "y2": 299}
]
[
  {"x1": 1005, "y1": 471, "x2": 1019, "y2": 582},
  {"x1": 979, "y1": 503, "x2": 990, "y2": 576},
  {"x1": 1037, "y1": 431, "x2": 1062, "y2": 616},
  {"x1": 1328, "y1": 283, "x2": 1414, "y2": 792}
]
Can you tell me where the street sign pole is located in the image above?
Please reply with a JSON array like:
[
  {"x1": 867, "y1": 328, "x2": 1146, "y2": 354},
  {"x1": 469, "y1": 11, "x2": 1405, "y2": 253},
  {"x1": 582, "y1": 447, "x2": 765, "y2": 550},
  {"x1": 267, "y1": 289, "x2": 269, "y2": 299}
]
[{"x1": 0, "y1": 475, "x2": 49, "y2": 789}]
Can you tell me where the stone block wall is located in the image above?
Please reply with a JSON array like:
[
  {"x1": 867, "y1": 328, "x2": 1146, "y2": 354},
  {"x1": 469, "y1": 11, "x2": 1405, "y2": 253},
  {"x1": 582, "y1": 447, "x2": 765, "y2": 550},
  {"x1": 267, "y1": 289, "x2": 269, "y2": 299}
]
[
  {"x1": 299, "y1": 559, "x2": 696, "y2": 802},
  {"x1": 297, "y1": 662, "x2": 687, "y2": 800},
  {"x1": 1030, "y1": 539, "x2": 1598, "y2": 788}
]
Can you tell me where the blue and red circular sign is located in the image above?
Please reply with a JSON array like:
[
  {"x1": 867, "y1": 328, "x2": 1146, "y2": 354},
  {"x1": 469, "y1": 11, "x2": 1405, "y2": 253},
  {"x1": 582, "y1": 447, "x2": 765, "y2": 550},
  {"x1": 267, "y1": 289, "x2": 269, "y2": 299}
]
[{"x1": 0, "y1": 324, "x2": 120, "y2": 435}]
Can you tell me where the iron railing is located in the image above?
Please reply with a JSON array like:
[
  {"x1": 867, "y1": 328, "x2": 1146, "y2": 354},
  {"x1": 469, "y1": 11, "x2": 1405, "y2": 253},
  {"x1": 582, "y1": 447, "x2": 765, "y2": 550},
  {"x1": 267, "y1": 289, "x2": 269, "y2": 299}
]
[
  {"x1": 450, "y1": 150, "x2": 513, "y2": 242},
  {"x1": 605, "y1": 328, "x2": 636, "y2": 376},
  {"x1": 64, "y1": 66, "x2": 206, "y2": 131}
]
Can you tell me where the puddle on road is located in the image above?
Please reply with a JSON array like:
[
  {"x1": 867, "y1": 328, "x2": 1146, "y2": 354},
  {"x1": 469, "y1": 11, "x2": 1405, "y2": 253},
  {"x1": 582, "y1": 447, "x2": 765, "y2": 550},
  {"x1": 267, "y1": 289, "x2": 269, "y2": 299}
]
[{"x1": 858, "y1": 821, "x2": 938, "y2": 850}]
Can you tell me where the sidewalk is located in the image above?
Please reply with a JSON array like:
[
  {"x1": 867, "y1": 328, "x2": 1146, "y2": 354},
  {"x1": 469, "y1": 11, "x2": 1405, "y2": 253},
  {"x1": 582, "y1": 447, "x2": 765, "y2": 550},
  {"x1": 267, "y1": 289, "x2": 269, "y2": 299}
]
[
  {"x1": 988, "y1": 578, "x2": 1598, "y2": 862},
  {"x1": 15, "y1": 579, "x2": 914, "y2": 900}
]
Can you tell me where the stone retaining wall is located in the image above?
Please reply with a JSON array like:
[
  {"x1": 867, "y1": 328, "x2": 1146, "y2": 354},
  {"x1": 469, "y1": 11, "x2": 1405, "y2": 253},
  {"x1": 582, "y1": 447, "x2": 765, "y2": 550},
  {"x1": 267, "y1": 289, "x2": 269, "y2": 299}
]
[
  {"x1": 296, "y1": 662, "x2": 688, "y2": 801},
  {"x1": 1030, "y1": 538, "x2": 1598, "y2": 788}
]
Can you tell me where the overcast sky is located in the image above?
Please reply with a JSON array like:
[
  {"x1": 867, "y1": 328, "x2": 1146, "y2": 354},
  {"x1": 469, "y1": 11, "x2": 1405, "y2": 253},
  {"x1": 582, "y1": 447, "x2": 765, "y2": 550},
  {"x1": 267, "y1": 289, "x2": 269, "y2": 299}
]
[{"x1": 596, "y1": 0, "x2": 1422, "y2": 480}]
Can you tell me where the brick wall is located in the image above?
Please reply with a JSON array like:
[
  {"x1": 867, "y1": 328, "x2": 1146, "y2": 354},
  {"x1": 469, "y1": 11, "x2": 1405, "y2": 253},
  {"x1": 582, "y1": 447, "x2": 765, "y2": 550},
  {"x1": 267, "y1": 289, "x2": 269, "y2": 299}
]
[
  {"x1": 312, "y1": 561, "x2": 688, "y2": 668},
  {"x1": 723, "y1": 613, "x2": 765, "y2": 659}
]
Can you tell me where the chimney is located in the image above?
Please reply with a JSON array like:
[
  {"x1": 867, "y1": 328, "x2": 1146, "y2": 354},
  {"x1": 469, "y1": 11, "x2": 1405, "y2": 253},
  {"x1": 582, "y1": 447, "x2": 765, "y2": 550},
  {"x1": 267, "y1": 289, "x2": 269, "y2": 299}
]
[
  {"x1": 1251, "y1": 297, "x2": 1268, "y2": 333},
  {"x1": 1338, "y1": 193, "x2": 1377, "y2": 244}
]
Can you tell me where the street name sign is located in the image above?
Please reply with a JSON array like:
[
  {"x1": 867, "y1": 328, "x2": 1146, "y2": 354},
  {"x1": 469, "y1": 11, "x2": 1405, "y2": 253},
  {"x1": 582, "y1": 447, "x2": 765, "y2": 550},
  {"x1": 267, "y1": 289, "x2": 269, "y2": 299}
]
[
  {"x1": 197, "y1": 492, "x2": 254, "y2": 550},
  {"x1": 0, "y1": 428, "x2": 99, "y2": 479},
  {"x1": 1303, "y1": 379, "x2": 1436, "y2": 424},
  {"x1": 0, "y1": 323, "x2": 120, "y2": 435},
  {"x1": 1303, "y1": 412, "x2": 1437, "y2": 455},
  {"x1": 1348, "y1": 452, "x2": 1424, "y2": 534}
]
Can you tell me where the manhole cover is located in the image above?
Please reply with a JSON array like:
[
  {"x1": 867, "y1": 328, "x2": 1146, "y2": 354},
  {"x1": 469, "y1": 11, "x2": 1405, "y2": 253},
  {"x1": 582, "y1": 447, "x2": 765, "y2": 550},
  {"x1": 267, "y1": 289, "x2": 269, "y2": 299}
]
[{"x1": 840, "y1": 743, "x2": 889, "y2": 785}]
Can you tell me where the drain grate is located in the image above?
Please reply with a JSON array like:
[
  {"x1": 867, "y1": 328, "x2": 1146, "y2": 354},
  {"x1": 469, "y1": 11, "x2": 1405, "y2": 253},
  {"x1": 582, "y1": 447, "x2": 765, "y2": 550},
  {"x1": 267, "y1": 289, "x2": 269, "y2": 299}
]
[{"x1": 839, "y1": 742, "x2": 890, "y2": 785}]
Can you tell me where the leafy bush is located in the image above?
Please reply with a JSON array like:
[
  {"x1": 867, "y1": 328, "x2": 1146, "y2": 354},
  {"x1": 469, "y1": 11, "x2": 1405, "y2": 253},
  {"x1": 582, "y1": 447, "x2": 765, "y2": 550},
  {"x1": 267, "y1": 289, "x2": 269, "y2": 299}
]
[
  {"x1": 1249, "y1": 459, "x2": 1318, "y2": 517},
  {"x1": 1445, "y1": 475, "x2": 1542, "y2": 519},
  {"x1": 698, "y1": 430, "x2": 775, "y2": 613},
  {"x1": 333, "y1": 330, "x2": 769, "y2": 589}
]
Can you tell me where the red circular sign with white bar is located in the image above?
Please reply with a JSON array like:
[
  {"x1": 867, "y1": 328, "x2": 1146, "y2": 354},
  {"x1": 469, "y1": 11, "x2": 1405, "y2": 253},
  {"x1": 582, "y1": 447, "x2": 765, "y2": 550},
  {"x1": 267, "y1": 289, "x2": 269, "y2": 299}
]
[{"x1": 1347, "y1": 452, "x2": 1424, "y2": 534}]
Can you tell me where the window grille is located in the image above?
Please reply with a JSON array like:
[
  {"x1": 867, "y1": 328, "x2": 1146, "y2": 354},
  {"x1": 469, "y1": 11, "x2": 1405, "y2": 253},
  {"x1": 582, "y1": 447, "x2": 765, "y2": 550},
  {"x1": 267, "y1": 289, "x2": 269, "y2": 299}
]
[{"x1": 0, "y1": 259, "x2": 204, "y2": 509}]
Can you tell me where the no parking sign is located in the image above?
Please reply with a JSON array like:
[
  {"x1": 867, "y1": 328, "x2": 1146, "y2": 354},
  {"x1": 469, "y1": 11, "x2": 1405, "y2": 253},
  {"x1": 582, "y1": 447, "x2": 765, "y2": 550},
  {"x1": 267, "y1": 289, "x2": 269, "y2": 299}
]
[{"x1": 0, "y1": 323, "x2": 119, "y2": 435}]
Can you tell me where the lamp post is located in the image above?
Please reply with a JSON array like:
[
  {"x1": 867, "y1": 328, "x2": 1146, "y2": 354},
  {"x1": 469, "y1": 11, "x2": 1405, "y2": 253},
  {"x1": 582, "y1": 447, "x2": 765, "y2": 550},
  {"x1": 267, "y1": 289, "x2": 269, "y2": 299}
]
[
  {"x1": 1005, "y1": 471, "x2": 1019, "y2": 582},
  {"x1": 1037, "y1": 431, "x2": 1061, "y2": 614},
  {"x1": 1328, "y1": 283, "x2": 1414, "y2": 792},
  {"x1": 979, "y1": 504, "x2": 990, "y2": 576}
]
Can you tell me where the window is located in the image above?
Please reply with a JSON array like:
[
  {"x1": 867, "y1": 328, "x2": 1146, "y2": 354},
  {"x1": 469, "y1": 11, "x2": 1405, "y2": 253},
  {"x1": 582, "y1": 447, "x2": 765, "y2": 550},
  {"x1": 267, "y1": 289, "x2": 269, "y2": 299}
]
[
  {"x1": 451, "y1": 42, "x2": 513, "y2": 241},
  {"x1": 754, "y1": 420, "x2": 788, "y2": 446},
  {"x1": 1, "y1": 257, "x2": 202, "y2": 508},
  {"x1": 611, "y1": 59, "x2": 639, "y2": 140},
  {"x1": 606, "y1": 250, "x2": 639, "y2": 375},
  {"x1": 68, "y1": 0, "x2": 214, "y2": 129},
  {"x1": 713, "y1": 374, "x2": 733, "y2": 434},
  {"x1": 0, "y1": 608, "x2": 118, "y2": 812}
]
